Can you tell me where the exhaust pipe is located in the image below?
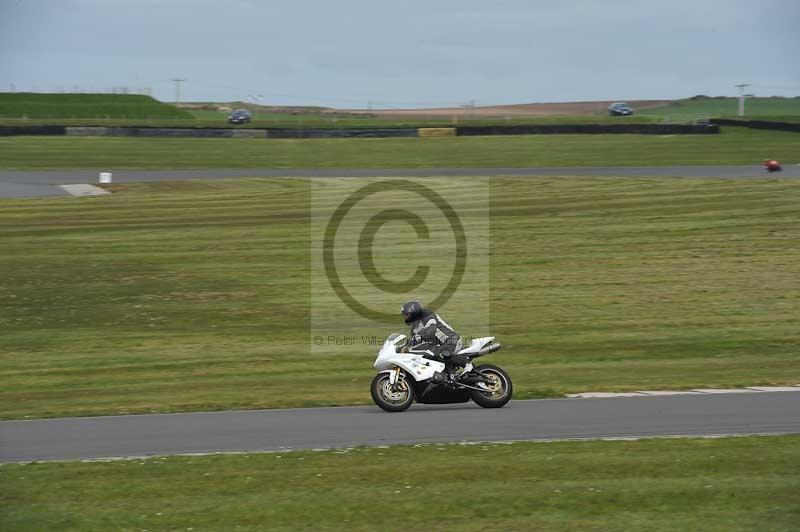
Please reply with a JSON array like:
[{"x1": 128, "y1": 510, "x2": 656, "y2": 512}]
[{"x1": 476, "y1": 342, "x2": 501, "y2": 357}]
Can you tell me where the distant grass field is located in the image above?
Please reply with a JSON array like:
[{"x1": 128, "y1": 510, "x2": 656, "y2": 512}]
[
  {"x1": 1, "y1": 177, "x2": 798, "y2": 419},
  {"x1": 2, "y1": 94, "x2": 798, "y2": 128},
  {"x1": 1, "y1": 126, "x2": 798, "y2": 171},
  {"x1": 640, "y1": 96, "x2": 800, "y2": 119},
  {"x1": 0, "y1": 93, "x2": 665, "y2": 127},
  {"x1": 0, "y1": 93, "x2": 193, "y2": 120},
  {"x1": 186, "y1": 110, "x2": 666, "y2": 128},
  {"x1": 2, "y1": 436, "x2": 799, "y2": 531},
  {"x1": 0, "y1": 109, "x2": 666, "y2": 128}
]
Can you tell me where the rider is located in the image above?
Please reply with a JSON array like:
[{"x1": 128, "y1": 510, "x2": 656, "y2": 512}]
[
  {"x1": 401, "y1": 300, "x2": 467, "y2": 379},
  {"x1": 763, "y1": 159, "x2": 782, "y2": 173}
]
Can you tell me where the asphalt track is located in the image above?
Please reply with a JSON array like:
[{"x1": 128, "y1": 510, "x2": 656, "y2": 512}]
[
  {"x1": 2, "y1": 392, "x2": 799, "y2": 463},
  {"x1": 1, "y1": 165, "x2": 799, "y2": 198}
]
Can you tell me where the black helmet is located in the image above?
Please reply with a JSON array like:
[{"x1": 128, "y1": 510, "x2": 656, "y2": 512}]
[{"x1": 401, "y1": 300, "x2": 424, "y2": 324}]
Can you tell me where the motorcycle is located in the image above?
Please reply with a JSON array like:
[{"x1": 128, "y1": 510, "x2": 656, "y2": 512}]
[{"x1": 370, "y1": 333, "x2": 513, "y2": 412}]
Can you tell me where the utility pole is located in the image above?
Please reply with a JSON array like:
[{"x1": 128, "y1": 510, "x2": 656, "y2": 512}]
[
  {"x1": 735, "y1": 83, "x2": 750, "y2": 116},
  {"x1": 171, "y1": 78, "x2": 186, "y2": 104}
]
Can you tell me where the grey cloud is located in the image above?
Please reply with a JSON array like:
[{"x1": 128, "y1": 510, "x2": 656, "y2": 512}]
[{"x1": 0, "y1": 0, "x2": 797, "y2": 106}]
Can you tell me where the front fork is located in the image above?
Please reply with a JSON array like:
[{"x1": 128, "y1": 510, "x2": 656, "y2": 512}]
[{"x1": 389, "y1": 366, "x2": 403, "y2": 391}]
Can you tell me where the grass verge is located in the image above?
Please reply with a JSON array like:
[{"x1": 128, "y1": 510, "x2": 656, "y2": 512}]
[
  {"x1": 2, "y1": 435, "x2": 799, "y2": 531},
  {"x1": 0, "y1": 127, "x2": 798, "y2": 170},
  {"x1": 1, "y1": 177, "x2": 799, "y2": 419}
]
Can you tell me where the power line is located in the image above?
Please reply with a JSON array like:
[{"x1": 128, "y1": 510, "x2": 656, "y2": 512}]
[
  {"x1": 749, "y1": 84, "x2": 800, "y2": 92},
  {"x1": 175, "y1": 81, "x2": 470, "y2": 108}
]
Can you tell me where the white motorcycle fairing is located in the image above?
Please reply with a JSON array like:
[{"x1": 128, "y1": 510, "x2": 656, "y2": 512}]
[
  {"x1": 373, "y1": 334, "x2": 445, "y2": 383},
  {"x1": 457, "y1": 336, "x2": 495, "y2": 356}
]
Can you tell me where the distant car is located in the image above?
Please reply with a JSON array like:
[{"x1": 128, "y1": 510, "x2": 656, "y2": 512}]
[
  {"x1": 227, "y1": 108, "x2": 252, "y2": 124},
  {"x1": 608, "y1": 102, "x2": 634, "y2": 116}
]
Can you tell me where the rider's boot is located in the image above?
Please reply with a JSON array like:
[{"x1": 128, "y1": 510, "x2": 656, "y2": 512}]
[{"x1": 444, "y1": 354, "x2": 470, "y2": 381}]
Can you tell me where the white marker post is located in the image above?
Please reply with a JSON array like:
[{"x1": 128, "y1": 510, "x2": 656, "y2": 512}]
[{"x1": 99, "y1": 172, "x2": 112, "y2": 184}]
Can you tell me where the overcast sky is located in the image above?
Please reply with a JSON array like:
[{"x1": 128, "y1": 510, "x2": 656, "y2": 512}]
[{"x1": 1, "y1": 0, "x2": 797, "y2": 108}]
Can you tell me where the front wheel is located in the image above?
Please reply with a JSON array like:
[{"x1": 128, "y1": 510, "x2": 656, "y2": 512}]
[
  {"x1": 371, "y1": 371, "x2": 415, "y2": 412},
  {"x1": 470, "y1": 364, "x2": 512, "y2": 408}
]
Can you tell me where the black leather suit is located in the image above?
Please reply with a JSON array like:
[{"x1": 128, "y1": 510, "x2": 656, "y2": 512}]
[{"x1": 406, "y1": 310, "x2": 465, "y2": 368}]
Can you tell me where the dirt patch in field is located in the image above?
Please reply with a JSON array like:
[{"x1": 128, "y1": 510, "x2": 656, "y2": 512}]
[{"x1": 340, "y1": 100, "x2": 671, "y2": 118}]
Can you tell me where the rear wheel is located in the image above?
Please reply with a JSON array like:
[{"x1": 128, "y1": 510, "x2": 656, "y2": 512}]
[
  {"x1": 371, "y1": 371, "x2": 415, "y2": 412},
  {"x1": 470, "y1": 364, "x2": 512, "y2": 408}
]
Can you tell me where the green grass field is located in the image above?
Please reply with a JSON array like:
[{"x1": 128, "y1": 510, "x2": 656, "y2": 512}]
[
  {"x1": 2, "y1": 435, "x2": 798, "y2": 531},
  {"x1": 0, "y1": 93, "x2": 193, "y2": 120},
  {"x1": 1, "y1": 126, "x2": 798, "y2": 171},
  {"x1": 1, "y1": 176, "x2": 798, "y2": 419}
]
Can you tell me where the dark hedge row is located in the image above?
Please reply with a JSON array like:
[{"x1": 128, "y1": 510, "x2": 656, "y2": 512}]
[
  {"x1": 265, "y1": 128, "x2": 418, "y2": 138},
  {"x1": 456, "y1": 124, "x2": 719, "y2": 135},
  {"x1": 0, "y1": 124, "x2": 720, "y2": 137},
  {"x1": 711, "y1": 119, "x2": 800, "y2": 133},
  {"x1": 0, "y1": 125, "x2": 67, "y2": 135}
]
